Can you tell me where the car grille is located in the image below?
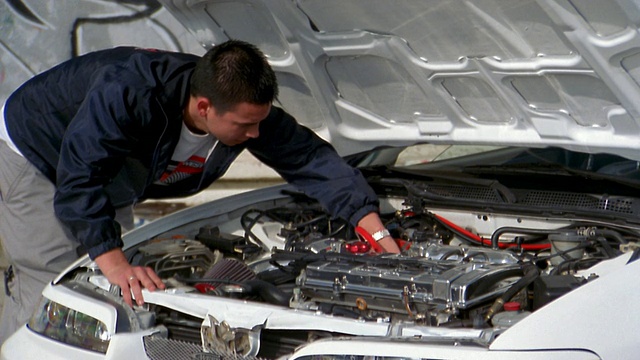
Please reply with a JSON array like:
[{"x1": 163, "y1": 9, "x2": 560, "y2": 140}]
[{"x1": 143, "y1": 336, "x2": 262, "y2": 360}]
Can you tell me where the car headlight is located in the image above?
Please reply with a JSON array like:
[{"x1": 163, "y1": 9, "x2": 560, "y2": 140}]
[{"x1": 28, "y1": 297, "x2": 111, "y2": 353}]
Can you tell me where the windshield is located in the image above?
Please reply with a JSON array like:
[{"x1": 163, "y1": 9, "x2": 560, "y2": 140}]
[
  {"x1": 393, "y1": 145, "x2": 640, "y2": 184},
  {"x1": 395, "y1": 144, "x2": 503, "y2": 166}
]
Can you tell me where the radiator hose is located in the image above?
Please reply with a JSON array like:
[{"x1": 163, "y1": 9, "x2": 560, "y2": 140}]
[{"x1": 239, "y1": 279, "x2": 291, "y2": 307}]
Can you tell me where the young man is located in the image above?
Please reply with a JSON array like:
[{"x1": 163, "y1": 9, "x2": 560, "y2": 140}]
[{"x1": 0, "y1": 40, "x2": 399, "y2": 343}]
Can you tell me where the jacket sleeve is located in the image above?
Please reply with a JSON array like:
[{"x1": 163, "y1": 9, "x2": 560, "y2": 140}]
[
  {"x1": 246, "y1": 107, "x2": 379, "y2": 226},
  {"x1": 54, "y1": 78, "x2": 150, "y2": 260}
]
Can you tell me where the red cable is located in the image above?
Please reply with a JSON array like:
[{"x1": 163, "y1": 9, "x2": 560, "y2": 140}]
[{"x1": 433, "y1": 214, "x2": 551, "y2": 251}]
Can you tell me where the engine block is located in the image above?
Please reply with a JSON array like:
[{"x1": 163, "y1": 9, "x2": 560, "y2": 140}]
[{"x1": 293, "y1": 243, "x2": 523, "y2": 321}]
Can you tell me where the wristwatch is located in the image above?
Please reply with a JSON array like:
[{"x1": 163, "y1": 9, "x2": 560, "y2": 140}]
[{"x1": 371, "y1": 229, "x2": 391, "y2": 242}]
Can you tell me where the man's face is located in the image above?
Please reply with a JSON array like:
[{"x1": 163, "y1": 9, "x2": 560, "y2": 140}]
[{"x1": 205, "y1": 102, "x2": 271, "y2": 146}]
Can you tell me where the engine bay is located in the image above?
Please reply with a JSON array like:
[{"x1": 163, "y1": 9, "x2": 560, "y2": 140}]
[{"x1": 63, "y1": 180, "x2": 640, "y2": 358}]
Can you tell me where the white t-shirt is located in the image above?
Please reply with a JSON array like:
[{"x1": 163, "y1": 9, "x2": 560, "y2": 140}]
[{"x1": 156, "y1": 121, "x2": 217, "y2": 185}]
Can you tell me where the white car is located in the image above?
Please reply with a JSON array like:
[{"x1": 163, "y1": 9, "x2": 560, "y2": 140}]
[{"x1": 3, "y1": 1, "x2": 640, "y2": 359}]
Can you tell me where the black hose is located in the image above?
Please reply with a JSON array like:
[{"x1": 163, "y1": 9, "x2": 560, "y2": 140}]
[
  {"x1": 502, "y1": 263, "x2": 539, "y2": 303},
  {"x1": 484, "y1": 263, "x2": 540, "y2": 323},
  {"x1": 552, "y1": 257, "x2": 602, "y2": 275},
  {"x1": 589, "y1": 228, "x2": 628, "y2": 244},
  {"x1": 290, "y1": 214, "x2": 328, "y2": 229},
  {"x1": 240, "y1": 279, "x2": 291, "y2": 307},
  {"x1": 490, "y1": 227, "x2": 562, "y2": 250},
  {"x1": 240, "y1": 210, "x2": 270, "y2": 251},
  {"x1": 318, "y1": 304, "x2": 367, "y2": 320}
]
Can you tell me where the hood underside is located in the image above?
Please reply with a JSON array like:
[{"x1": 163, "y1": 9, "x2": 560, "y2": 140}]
[{"x1": 159, "y1": 0, "x2": 640, "y2": 161}]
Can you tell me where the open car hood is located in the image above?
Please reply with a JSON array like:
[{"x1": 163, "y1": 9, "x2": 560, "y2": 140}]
[{"x1": 158, "y1": 0, "x2": 640, "y2": 160}]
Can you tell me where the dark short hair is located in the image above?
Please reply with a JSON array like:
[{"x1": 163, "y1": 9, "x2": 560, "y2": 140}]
[{"x1": 190, "y1": 40, "x2": 278, "y2": 113}]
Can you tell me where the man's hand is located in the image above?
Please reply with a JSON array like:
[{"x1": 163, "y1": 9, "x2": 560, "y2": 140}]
[
  {"x1": 357, "y1": 212, "x2": 401, "y2": 253},
  {"x1": 94, "y1": 248, "x2": 166, "y2": 307}
]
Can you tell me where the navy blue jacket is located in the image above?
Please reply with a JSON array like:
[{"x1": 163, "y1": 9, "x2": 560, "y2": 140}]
[{"x1": 4, "y1": 47, "x2": 379, "y2": 259}]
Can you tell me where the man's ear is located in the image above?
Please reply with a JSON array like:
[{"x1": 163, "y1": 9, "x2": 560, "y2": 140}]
[{"x1": 195, "y1": 97, "x2": 211, "y2": 117}]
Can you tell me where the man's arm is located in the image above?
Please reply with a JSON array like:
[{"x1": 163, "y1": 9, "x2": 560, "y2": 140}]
[
  {"x1": 248, "y1": 109, "x2": 380, "y2": 221},
  {"x1": 55, "y1": 79, "x2": 166, "y2": 306},
  {"x1": 248, "y1": 107, "x2": 401, "y2": 253}
]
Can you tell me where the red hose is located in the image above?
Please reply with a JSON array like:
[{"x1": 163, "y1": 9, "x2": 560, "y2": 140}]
[
  {"x1": 433, "y1": 214, "x2": 551, "y2": 251},
  {"x1": 355, "y1": 226, "x2": 384, "y2": 253}
]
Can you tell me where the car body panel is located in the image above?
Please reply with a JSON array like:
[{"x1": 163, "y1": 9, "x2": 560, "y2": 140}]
[
  {"x1": 289, "y1": 338, "x2": 600, "y2": 360},
  {"x1": 490, "y1": 252, "x2": 640, "y2": 359}
]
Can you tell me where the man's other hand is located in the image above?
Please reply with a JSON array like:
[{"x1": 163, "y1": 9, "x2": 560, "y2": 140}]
[{"x1": 94, "y1": 248, "x2": 166, "y2": 307}]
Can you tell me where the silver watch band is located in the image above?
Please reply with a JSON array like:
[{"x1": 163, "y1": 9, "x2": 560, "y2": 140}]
[{"x1": 372, "y1": 229, "x2": 391, "y2": 241}]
